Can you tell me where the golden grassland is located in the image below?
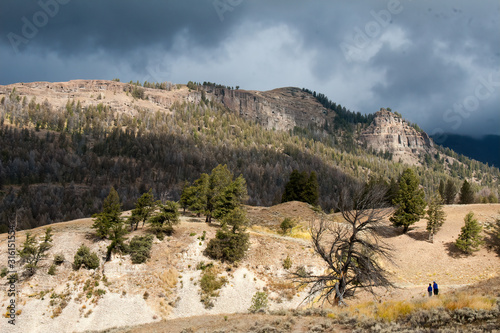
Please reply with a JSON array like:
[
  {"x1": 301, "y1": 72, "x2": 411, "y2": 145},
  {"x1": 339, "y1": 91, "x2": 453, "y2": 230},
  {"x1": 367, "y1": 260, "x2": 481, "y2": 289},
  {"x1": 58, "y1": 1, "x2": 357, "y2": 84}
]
[{"x1": 327, "y1": 292, "x2": 497, "y2": 322}]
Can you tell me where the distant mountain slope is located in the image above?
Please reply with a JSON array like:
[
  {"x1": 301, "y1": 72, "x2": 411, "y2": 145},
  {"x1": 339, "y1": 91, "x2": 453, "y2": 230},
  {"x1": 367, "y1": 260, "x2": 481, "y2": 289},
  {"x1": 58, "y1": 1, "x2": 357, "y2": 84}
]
[
  {"x1": 432, "y1": 134, "x2": 500, "y2": 168},
  {"x1": 0, "y1": 80, "x2": 498, "y2": 231}
]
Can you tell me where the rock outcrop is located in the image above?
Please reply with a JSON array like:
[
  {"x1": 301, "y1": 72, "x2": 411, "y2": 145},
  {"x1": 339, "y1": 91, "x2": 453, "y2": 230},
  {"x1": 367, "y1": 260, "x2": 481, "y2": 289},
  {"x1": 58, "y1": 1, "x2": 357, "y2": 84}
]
[
  {"x1": 203, "y1": 86, "x2": 332, "y2": 131},
  {"x1": 360, "y1": 109, "x2": 434, "y2": 162}
]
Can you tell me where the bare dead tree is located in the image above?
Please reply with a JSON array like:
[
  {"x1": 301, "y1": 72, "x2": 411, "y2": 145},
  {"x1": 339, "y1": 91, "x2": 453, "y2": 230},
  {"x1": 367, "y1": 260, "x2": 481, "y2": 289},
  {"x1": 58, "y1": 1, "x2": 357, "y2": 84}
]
[{"x1": 294, "y1": 181, "x2": 394, "y2": 306}]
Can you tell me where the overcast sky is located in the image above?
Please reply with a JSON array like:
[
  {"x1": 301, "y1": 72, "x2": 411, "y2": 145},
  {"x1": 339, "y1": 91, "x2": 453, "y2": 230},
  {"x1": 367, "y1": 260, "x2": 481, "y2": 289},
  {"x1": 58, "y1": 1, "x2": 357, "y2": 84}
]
[{"x1": 1, "y1": 0, "x2": 499, "y2": 136}]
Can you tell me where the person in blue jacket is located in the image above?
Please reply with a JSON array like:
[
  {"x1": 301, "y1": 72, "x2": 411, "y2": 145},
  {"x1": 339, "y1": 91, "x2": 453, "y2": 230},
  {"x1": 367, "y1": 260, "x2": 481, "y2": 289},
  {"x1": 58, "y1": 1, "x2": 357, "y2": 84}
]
[
  {"x1": 433, "y1": 281, "x2": 439, "y2": 295},
  {"x1": 427, "y1": 283, "x2": 433, "y2": 297}
]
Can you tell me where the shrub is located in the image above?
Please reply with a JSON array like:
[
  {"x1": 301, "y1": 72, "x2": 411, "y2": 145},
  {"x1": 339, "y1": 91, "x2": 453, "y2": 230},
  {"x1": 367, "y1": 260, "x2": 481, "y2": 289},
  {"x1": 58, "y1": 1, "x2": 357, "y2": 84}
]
[
  {"x1": 196, "y1": 261, "x2": 214, "y2": 271},
  {"x1": 53, "y1": 253, "x2": 65, "y2": 265},
  {"x1": 48, "y1": 264, "x2": 57, "y2": 275},
  {"x1": 282, "y1": 255, "x2": 293, "y2": 270},
  {"x1": 0, "y1": 267, "x2": 8, "y2": 278},
  {"x1": 204, "y1": 230, "x2": 249, "y2": 263},
  {"x1": 249, "y1": 291, "x2": 269, "y2": 313},
  {"x1": 280, "y1": 218, "x2": 296, "y2": 234},
  {"x1": 199, "y1": 267, "x2": 227, "y2": 309},
  {"x1": 73, "y1": 245, "x2": 100, "y2": 270},
  {"x1": 150, "y1": 225, "x2": 173, "y2": 240},
  {"x1": 128, "y1": 235, "x2": 154, "y2": 264}
]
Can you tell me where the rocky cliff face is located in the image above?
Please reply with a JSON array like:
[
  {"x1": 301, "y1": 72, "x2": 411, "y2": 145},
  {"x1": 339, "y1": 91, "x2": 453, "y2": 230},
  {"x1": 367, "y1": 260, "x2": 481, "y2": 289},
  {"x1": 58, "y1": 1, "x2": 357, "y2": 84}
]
[
  {"x1": 203, "y1": 86, "x2": 332, "y2": 131},
  {"x1": 360, "y1": 109, "x2": 434, "y2": 162}
]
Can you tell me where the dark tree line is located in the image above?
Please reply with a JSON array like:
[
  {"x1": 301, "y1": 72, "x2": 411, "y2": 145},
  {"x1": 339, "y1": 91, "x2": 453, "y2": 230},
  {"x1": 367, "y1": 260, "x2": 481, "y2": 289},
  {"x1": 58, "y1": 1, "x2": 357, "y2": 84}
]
[{"x1": 281, "y1": 170, "x2": 319, "y2": 206}]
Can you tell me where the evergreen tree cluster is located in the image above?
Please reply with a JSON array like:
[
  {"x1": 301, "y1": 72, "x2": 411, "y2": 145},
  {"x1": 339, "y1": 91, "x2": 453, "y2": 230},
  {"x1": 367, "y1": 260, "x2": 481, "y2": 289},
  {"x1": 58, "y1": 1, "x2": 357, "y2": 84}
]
[
  {"x1": 281, "y1": 170, "x2": 319, "y2": 206},
  {"x1": 301, "y1": 88, "x2": 375, "y2": 131},
  {"x1": 181, "y1": 165, "x2": 250, "y2": 263}
]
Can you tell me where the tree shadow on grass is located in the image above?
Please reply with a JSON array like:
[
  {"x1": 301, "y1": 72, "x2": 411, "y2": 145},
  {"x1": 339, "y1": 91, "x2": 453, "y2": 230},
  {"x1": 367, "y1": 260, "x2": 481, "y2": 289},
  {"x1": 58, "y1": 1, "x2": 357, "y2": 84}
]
[
  {"x1": 444, "y1": 241, "x2": 468, "y2": 258},
  {"x1": 483, "y1": 229, "x2": 500, "y2": 257},
  {"x1": 406, "y1": 230, "x2": 430, "y2": 242},
  {"x1": 374, "y1": 225, "x2": 401, "y2": 239},
  {"x1": 85, "y1": 231, "x2": 102, "y2": 242}
]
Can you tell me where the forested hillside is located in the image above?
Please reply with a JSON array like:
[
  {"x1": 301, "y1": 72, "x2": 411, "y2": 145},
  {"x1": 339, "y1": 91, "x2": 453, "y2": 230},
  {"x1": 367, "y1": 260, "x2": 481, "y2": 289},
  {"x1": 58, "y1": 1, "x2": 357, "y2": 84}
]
[{"x1": 0, "y1": 81, "x2": 498, "y2": 231}]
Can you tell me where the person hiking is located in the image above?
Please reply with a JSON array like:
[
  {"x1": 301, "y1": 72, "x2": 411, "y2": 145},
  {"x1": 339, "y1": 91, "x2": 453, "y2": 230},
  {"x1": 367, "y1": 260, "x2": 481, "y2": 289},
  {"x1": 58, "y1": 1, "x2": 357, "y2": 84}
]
[
  {"x1": 433, "y1": 281, "x2": 439, "y2": 296},
  {"x1": 427, "y1": 283, "x2": 433, "y2": 297}
]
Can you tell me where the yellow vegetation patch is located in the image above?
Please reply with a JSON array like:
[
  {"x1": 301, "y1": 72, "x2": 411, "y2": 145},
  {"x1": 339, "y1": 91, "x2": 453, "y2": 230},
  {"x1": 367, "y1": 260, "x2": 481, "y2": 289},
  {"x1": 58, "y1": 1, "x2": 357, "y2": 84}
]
[
  {"x1": 250, "y1": 225, "x2": 277, "y2": 235},
  {"x1": 289, "y1": 226, "x2": 311, "y2": 240},
  {"x1": 335, "y1": 292, "x2": 496, "y2": 322},
  {"x1": 158, "y1": 267, "x2": 178, "y2": 289}
]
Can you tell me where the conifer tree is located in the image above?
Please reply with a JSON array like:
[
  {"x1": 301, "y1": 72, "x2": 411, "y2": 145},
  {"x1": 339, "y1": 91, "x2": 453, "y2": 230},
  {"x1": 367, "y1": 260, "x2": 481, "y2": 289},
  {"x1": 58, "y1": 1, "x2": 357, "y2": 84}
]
[
  {"x1": 282, "y1": 170, "x2": 303, "y2": 202},
  {"x1": 390, "y1": 168, "x2": 426, "y2": 233},
  {"x1": 444, "y1": 180, "x2": 457, "y2": 204},
  {"x1": 92, "y1": 187, "x2": 124, "y2": 239},
  {"x1": 149, "y1": 201, "x2": 180, "y2": 238},
  {"x1": 303, "y1": 171, "x2": 319, "y2": 206},
  {"x1": 187, "y1": 173, "x2": 209, "y2": 216},
  {"x1": 282, "y1": 170, "x2": 319, "y2": 206},
  {"x1": 492, "y1": 215, "x2": 500, "y2": 246},
  {"x1": 438, "y1": 179, "x2": 445, "y2": 200},
  {"x1": 129, "y1": 189, "x2": 157, "y2": 231},
  {"x1": 455, "y1": 212, "x2": 484, "y2": 254},
  {"x1": 425, "y1": 193, "x2": 446, "y2": 243},
  {"x1": 459, "y1": 180, "x2": 475, "y2": 204},
  {"x1": 18, "y1": 227, "x2": 53, "y2": 276}
]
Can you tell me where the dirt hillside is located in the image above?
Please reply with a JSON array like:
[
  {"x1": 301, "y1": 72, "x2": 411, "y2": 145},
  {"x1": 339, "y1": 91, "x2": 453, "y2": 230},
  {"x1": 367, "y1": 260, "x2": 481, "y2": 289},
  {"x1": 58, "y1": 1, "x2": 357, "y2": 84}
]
[{"x1": 0, "y1": 203, "x2": 498, "y2": 332}]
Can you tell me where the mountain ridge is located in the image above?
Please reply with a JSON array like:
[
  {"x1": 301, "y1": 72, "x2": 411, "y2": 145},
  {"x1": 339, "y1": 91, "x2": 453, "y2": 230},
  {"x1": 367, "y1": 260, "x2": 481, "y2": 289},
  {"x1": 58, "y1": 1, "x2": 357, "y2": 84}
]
[{"x1": 0, "y1": 80, "x2": 498, "y2": 230}]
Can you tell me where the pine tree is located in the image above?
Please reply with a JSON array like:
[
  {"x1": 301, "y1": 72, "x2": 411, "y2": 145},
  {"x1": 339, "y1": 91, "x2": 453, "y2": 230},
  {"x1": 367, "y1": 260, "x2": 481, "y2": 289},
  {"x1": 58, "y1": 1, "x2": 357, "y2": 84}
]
[
  {"x1": 444, "y1": 180, "x2": 457, "y2": 204},
  {"x1": 386, "y1": 177, "x2": 399, "y2": 205},
  {"x1": 92, "y1": 187, "x2": 124, "y2": 239},
  {"x1": 425, "y1": 193, "x2": 446, "y2": 243},
  {"x1": 206, "y1": 165, "x2": 234, "y2": 223},
  {"x1": 149, "y1": 201, "x2": 180, "y2": 238},
  {"x1": 455, "y1": 212, "x2": 484, "y2": 254},
  {"x1": 129, "y1": 189, "x2": 157, "y2": 230},
  {"x1": 282, "y1": 170, "x2": 319, "y2": 206},
  {"x1": 18, "y1": 227, "x2": 53, "y2": 276},
  {"x1": 187, "y1": 173, "x2": 209, "y2": 216},
  {"x1": 390, "y1": 168, "x2": 426, "y2": 233},
  {"x1": 492, "y1": 215, "x2": 500, "y2": 246},
  {"x1": 459, "y1": 180, "x2": 475, "y2": 204},
  {"x1": 212, "y1": 174, "x2": 248, "y2": 220},
  {"x1": 282, "y1": 170, "x2": 303, "y2": 202},
  {"x1": 303, "y1": 171, "x2": 319, "y2": 206},
  {"x1": 179, "y1": 182, "x2": 190, "y2": 213},
  {"x1": 438, "y1": 179, "x2": 445, "y2": 200},
  {"x1": 221, "y1": 206, "x2": 247, "y2": 233},
  {"x1": 106, "y1": 222, "x2": 128, "y2": 261}
]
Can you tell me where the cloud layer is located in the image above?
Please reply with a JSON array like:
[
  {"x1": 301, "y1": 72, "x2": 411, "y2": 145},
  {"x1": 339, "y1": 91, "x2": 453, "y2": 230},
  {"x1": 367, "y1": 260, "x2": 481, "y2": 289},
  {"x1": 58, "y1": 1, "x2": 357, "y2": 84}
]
[{"x1": 1, "y1": 0, "x2": 499, "y2": 135}]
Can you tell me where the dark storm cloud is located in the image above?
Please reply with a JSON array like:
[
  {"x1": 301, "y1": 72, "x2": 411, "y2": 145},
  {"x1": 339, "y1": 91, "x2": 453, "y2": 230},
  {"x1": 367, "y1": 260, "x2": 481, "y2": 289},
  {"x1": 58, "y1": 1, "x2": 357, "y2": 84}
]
[
  {"x1": 1, "y1": 0, "x2": 237, "y2": 55},
  {"x1": 0, "y1": 0, "x2": 498, "y2": 135}
]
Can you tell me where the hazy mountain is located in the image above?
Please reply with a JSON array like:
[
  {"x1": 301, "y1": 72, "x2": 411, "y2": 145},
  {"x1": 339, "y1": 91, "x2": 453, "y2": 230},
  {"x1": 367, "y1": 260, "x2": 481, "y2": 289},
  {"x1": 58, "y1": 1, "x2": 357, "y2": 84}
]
[{"x1": 431, "y1": 134, "x2": 500, "y2": 168}]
